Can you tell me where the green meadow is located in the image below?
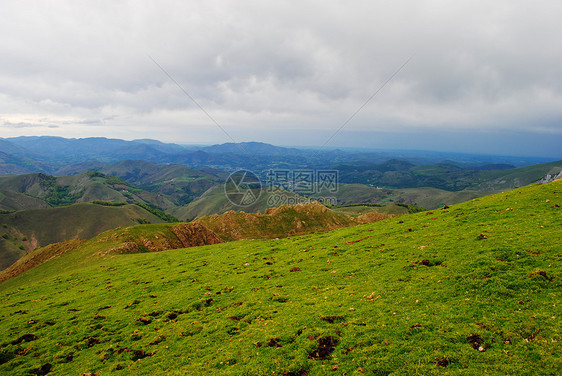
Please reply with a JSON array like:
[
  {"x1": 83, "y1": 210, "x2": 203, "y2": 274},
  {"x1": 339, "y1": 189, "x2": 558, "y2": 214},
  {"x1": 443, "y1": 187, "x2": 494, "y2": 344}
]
[{"x1": 0, "y1": 181, "x2": 561, "y2": 375}]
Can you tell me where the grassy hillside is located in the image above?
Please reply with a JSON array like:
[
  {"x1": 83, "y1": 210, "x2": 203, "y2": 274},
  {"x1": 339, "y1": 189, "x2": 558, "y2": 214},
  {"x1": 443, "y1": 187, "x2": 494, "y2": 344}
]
[
  {"x1": 474, "y1": 161, "x2": 562, "y2": 190},
  {"x1": 0, "y1": 203, "x2": 166, "y2": 270},
  {"x1": 0, "y1": 203, "x2": 378, "y2": 280},
  {"x1": 97, "y1": 160, "x2": 226, "y2": 206},
  {"x1": 321, "y1": 183, "x2": 486, "y2": 209},
  {"x1": 0, "y1": 172, "x2": 177, "y2": 212},
  {"x1": 330, "y1": 203, "x2": 419, "y2": 216},
  {"x1": 173, "y1": 185, "x2": 305, "y2": 221},
  {"x1": 0, "y1": 146, "x2": 51, "y2": 175},
  {"x1": 0, "y1": 182, "x2": 560, "y2": 375},
  {"x1": 0, "y1": 190, "x2": 51, "y2": 211},
  {"x1": 0, "y1": 222, "x2": 223, "y2": 283},
  {"x1": 337, "y1": 159, "x2": 562, "y2": 191}
]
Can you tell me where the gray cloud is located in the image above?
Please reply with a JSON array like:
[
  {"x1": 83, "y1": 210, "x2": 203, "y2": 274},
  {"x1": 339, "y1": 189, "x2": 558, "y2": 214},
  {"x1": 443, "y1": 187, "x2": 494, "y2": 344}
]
[
  {"x1": 1, "y1": 1, "x2": 561, "y2": 157},
  {"x1": 2, "y1": 120, "x2": 59, "y2": 129}
]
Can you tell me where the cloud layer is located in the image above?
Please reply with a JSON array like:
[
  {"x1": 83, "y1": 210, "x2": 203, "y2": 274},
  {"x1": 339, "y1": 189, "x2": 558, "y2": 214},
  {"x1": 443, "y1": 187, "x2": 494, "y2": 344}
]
[{"x1": 1, "y1": 1, "x2": 561, "y2": 156}]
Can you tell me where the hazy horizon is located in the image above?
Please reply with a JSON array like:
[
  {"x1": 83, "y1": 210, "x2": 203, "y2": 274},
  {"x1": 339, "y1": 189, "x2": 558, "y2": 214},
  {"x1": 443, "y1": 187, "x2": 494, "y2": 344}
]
[
  {"x1": 2, "y1": 1, "x2": 562, "y2": 158},
  {"x1": 4, "y1": 134, "x2": 560, "y2": 162}
]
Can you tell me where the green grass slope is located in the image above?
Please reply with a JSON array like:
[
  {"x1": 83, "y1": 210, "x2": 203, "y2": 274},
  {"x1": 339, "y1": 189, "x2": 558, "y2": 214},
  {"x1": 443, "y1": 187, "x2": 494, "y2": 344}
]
[
  {"x1": 98, "y1": 160, "x2": 226, "y2": 206},
  {"x1": 337, "y1": 159, "x2": 562, "y2": 191},
  {"x1": 324, "y1": 183, "x2": 486, "y2": 209},
  {"x1": 0, "y1": 203, "x2": 166, "y2": 270},
  {"x1": 474, "y1": 160, "x2": 562, "y2": 190},
  {"x1": 0, "y1": 172, "x2": 177, "y2": 212},
  {"x1": 0, "y1": 190, "x2": 51, "y2": 211},
  {"x1": 0, "y1": 182, "x2": 561, "y2": 375},
  {"x1": 173, "y1": 185, "x2": 306, "y2": 221},
  {"x1": 0, "y1": 222, "x2": 223, "y2": 283},
  {"x1": 330, "y1": 203, "x2": 417, "y2": 216}
]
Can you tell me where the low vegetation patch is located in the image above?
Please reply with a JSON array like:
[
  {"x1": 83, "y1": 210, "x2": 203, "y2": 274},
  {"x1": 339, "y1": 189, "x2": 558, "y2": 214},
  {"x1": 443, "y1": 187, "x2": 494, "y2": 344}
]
[
  {"x1": 134, "y1": 203, "x2": 179, "y2": 223},
  {"x1": 92, "y1": 201, "x2": 127, "y2": 206}
]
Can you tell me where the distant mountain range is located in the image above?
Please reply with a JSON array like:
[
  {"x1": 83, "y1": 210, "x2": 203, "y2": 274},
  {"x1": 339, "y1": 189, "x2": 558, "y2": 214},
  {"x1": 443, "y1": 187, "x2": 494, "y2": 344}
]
[
  {"x1": 0, "y1": 137, "x2": 315, "y2": 174},
  {"x1": 1, "y1": 137, "x2": 561, "y2": 215},
  {"x1": 1, "y1": 136, "x2": 557, "y2": 177}
]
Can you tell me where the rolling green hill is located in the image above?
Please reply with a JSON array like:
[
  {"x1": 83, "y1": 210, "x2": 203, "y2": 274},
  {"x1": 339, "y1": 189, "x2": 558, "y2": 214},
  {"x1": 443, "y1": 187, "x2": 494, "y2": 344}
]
[
  {"x1": 473, "y1": 161, "x2": 562, "y2": 190},
  {"x1": 336, "y1": 159, "x2": 562, "y2": 191},
  {"x1": 0, "y1": 181, "x2": 560, "y2": 375},
  {"x1": 317, "y1": 183, "x2": 487, "y2": 209},
  {"x1": 330, "y1": 203, "x2": 420, "y2": 216},
  {"x1": 95, "y1": 160, "x2": 226, "y2": 206},
  {"x1": 0, "y1": 190, "x2": 51, "y2": 212},
  {"x1": 173, "y1": 185, "x2": 306, "y2": 221},
  {"x1": 0, "y1": 222, "x2": 224, "y2": 284},
  {"x1": 0, "y1": 171, "x2": 177, "y2": 212},
  {"x1": 0, "y1": 203, "x2": 382, "y2": 280},
  {"x1": 0, "y1": 203, "x2": 167, "y2": 271}
]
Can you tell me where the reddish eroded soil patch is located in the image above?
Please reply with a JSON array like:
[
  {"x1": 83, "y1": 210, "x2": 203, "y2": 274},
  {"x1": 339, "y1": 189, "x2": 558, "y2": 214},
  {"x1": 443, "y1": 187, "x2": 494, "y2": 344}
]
[
  {"x1": 194, "y1": 202, "x2": 356, "y2": 241},
  {"x1": 345, "y1": 236, "x2": 370, "y2": 245},
  {"x1": 96, "y1": 222, "x2": 223, "y2": 256},
  {"x1": 0, "y1": 239, "x2": 84, "y2": 283},
  {"x1": 171, "y1": 223, "x2": 223, "y2": 247},
  {"x1": 138, "y1": 317, "x2": 152, "y2": 325},
  {"x1": 308, "y1": 336, "x2": 339, "y2": 360}
]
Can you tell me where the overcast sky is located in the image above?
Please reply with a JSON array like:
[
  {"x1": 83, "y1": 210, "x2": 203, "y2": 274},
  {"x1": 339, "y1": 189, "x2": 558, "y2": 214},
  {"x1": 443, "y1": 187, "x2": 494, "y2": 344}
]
[{"x1": 1, "y1": 1, "x2": 561, "y2": 157}]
